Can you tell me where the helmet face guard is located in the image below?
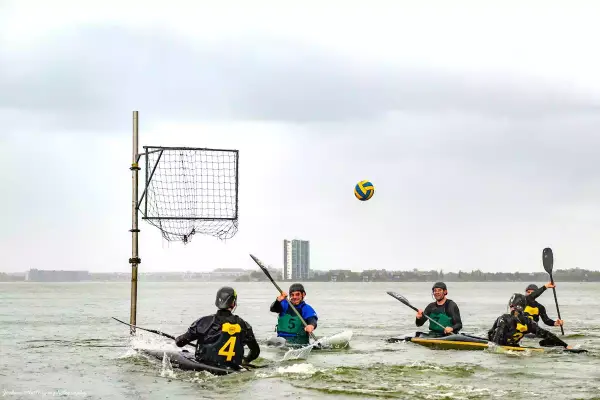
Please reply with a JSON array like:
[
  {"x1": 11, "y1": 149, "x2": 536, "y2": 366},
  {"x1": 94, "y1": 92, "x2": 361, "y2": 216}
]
[{"x1": 508, "y1": 293, "x2": 526, "y2": 311}]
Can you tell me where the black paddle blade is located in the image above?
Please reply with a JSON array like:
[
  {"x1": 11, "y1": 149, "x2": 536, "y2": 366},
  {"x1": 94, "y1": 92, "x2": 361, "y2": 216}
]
[
  {"x1": 250, "y1": 254, "x2": 272, "y2": 277},
  {"x1": 250, "y1": 254, "x2": 274, "y2": 282},
  {"x1": 387, "y1": 291, "x2": 407, "y2": 303},
  {"x1": 386, "y1": 336, "x2": 412, "y2": 343},
  {"x1": 250, "y1": 254, "x2": 264, "y2": 270},
  {"x1": 249, "y1": 253, "x2": 285, "y2": 295},
  {"x1": 564, "y1": 348, "x2": 588, "y2": 354},
  {"x1": 543, "y1": 247, "x2": 554, "y2": 274},
  {"x1": 386, "y1": 291, "x2": 418, "y2": 311}
]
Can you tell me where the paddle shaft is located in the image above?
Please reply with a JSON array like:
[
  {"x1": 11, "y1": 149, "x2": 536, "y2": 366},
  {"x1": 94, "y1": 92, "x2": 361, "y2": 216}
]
[
  {"x1": 543, "y1": 248, "x2": 564, "y2": 336},
  {"x1": 113, "y1": 317, "x2": 197, "y2": 350},
  {"x1": 113, "y1": 317, "x2": 178, "y2": 341},
  {"x1": 548, "y1": 274, "x2": 565, "y2": 335},
  {"x1": 250, "y1": 254, "x2": 318, "y2": 341}
]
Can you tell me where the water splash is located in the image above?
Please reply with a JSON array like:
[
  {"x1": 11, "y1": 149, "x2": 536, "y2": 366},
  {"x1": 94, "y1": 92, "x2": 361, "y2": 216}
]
[{"x1": 160, "y1": 352, "x2": 177, "y2": 379}]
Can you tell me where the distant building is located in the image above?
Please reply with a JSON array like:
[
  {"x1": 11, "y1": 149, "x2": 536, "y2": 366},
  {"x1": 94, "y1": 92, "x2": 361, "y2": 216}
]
[
  {"x1": 283, "y1": 239, "x2": 310, "y2": 281},
  {"x1": 25, "y1": 269, "x2": 91, "y2": 282}
]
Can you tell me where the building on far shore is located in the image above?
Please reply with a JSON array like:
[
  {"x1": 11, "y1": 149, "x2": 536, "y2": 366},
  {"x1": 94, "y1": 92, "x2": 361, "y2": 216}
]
[
  {"x1": 283, "y1": 239, "x2": 310, "y2": 281},
  {"x1": 25, "y1": 269, "x2": 91, "y2": 282}
]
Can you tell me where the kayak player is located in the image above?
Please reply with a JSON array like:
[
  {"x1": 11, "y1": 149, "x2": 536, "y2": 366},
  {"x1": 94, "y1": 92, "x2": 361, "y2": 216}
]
[
  {"x1": 415, "y1": 282, "x2": 463, "y2": 337},
  {"x1": 269, "y1": 283, "x2": 318, "y2": 345},
  {"x1": 524, "y1": 282, "x2": 565, "y2": 328},
  {"x1": 487, "y1": 293, "x2": 572, "y2": 349},
  {"x1": 174, "y1": 286, "x2": 261, "y2": 370}
]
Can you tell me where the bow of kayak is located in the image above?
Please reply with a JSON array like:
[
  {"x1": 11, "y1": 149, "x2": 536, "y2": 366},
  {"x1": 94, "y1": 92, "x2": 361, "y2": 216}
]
[{"x1": 139, "y1": 348, "x2": 247, "y2": 375}]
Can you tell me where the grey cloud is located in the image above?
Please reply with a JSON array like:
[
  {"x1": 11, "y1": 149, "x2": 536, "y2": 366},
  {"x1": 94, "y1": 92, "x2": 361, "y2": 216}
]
[{"x1": 1, "y1": 25, "x2": 600, "y2": 133}]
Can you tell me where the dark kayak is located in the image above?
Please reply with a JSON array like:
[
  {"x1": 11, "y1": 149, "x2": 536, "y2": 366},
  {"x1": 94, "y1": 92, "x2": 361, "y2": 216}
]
[
  {"x1": 140, "y1": 349, "x2": 247, "y2": 375},
  {"x1": 387, "y1": 332, "x2": 587, "y2": 354}
]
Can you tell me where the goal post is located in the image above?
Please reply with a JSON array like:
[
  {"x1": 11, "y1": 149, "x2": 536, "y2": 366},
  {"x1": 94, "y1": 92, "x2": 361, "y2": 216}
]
[{"x1": 128, "y1": 111, "x2": 240, "y2": 333}]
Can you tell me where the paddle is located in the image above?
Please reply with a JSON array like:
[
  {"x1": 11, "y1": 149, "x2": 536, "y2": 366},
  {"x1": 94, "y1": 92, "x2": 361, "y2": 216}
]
[
  {"x1": 113, "y1": 317, "x2": 184, "y2": 342},
  {"x1": 386, "y1": 291, "x2": 489, "y2": 342},
  {"x1": 249, "y1": 254, "x2": 318, "y2": 342},
  {"x1": 112, "y1": 317, "x2": 265, "y2": 369},
  {"x1": 542, "y1": 247, "x2": 565, "y2": 336}
]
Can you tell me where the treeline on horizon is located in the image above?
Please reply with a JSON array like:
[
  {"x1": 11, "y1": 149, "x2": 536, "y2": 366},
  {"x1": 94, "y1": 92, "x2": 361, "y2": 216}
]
[
  {"x1": 2, "y1": 268, "x2": 600, "y2": 282},
  {"x1": 235, "y1": 268, "x2": 600, "y2": 282}
]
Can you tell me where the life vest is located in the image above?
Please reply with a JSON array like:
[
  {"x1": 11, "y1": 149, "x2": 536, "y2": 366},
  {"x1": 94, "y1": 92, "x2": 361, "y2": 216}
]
[
  {"x1": 196, "y1": 322, "x2": 244, "y2": 368},
  {"x1": 428, "y1": 301, "x2": 454, "y2": 333},
  {"x1": 505, "y1": 321, "x2": 529, "y2": 345},
  {"x1": 276, "y1": 307, "x2": 309, "y2": 345},
  {"x1": 524, "y1": 305, "x2": 540, "y2": 322}
]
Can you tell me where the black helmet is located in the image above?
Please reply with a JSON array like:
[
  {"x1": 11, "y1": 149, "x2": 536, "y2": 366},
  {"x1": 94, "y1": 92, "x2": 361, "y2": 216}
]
[
  {"x1": 432, "y1": 282, "x2": 447, "y2": 291},
  {"x1": 215, "y1": 286, "x2": 237, "y2": 309},
  {"x1": 289, "y1": 283, "x2": 305, "y2": 294},
  {"x1": 508, "y1": 293, "x2": 526, "y2": 311},
  {"x1": 525, "y1": 284, "x2": 538, "y2": 292}
]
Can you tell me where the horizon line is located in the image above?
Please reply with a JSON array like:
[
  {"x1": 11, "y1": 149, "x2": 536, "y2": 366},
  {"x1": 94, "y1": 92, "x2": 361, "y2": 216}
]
[{"x1": 3, "y1": 267, "x2": 600, "y2": 274}]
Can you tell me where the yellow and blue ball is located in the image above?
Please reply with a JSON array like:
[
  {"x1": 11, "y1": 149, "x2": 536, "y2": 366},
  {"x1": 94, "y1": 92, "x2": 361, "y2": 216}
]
[{"x1": 354, "y1": 180, "x2": 375, "y2": 201}]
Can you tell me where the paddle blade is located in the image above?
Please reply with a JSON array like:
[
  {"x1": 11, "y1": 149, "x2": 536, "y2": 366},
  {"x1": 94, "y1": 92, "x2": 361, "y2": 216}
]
[
  {"x1": 250, "y1": 254, "x2": 265, "y2": 270},
  {"x1": 250, "y1": 253, "x2": 274, "y2": 278},
  {"x1": 543, "y1": 247, "x2": 554, "y2": 274},
  {"x1": 250, "y1": 253, "x2": 285, "y2": 295},
  {"x1": 387, "y1": 291, "x2": 417, "y2": 311},
  {"x1": 281, "y1": 345, "x2": 313, "y2": 361},
  {"x1": 564, "y1": 348, "x2": 588, "y2": 354},
  {"x1": 280, "y1": 330, "x2": 353, "y2": 361}
]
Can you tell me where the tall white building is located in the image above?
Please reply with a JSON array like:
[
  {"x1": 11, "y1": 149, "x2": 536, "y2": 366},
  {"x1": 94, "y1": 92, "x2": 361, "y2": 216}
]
[{"x1": 283, "y1": 239, "x2": 310, "y2": 281}]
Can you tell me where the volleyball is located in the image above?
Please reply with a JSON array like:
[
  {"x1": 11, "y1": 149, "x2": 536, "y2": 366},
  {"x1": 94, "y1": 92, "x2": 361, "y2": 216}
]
[{"x1": 354, "y1": 180, "x2": 375, "y2": 201}]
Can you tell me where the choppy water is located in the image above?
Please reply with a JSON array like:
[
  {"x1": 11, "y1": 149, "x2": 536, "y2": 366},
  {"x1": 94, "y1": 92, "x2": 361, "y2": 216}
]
[{"x1": 1, "y1": 281, "x2": 599, "y2": 399}]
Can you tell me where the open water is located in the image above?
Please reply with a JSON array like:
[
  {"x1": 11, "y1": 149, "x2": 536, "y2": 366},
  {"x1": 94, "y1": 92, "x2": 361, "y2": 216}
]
[{"x1": 1, "y1": 281, "x2": 599, "y2": 399}]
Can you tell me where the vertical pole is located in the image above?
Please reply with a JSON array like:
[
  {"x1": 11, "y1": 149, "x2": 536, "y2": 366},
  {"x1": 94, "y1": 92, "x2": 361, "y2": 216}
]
[{"x1": 130, "y1": 111, "x2": 141, "y2": 335}]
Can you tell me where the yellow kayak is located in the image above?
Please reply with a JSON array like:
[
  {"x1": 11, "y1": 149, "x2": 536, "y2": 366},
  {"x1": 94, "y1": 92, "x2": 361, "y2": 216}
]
[
  {"x1": 410, "y1": 337, "x2": 544, "y2": 352},
  {"x1": 387, "y1": 333, "x2": 586, "y2": 353}
]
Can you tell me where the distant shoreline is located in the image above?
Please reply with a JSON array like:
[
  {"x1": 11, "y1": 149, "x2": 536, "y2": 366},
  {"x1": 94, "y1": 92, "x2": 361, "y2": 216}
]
[
  {"x1": 1, "y1": 280, "x2": 599, "y2": 283},
  {"x1": 1, "y1": 267, "x2": 599, "y2": 283}
]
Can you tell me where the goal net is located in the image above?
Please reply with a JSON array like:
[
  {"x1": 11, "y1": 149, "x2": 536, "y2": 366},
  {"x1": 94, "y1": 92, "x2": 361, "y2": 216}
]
[{"x1": 138, "y1": 146, "x2": 239, "y2": 243}]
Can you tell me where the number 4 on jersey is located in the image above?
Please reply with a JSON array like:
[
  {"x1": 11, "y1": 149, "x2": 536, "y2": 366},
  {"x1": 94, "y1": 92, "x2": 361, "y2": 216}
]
[{"x1": 218, "y1": 337, "x2": 237, "y2": 361}]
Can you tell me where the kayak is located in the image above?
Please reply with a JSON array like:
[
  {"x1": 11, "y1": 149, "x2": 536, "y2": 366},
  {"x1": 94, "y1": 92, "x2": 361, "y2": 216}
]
[
  {"x1": 410, "y1": 334, "x2": 543, "y2": 352},
  {"x1": 387, "y1": 332, "x2": 587, "y2": 354},
  {"x1": 386, "y1": 332, "x2": 536, "y2": 352},
  {"x1": 140, "y1": 348, "x2": 246, "y2": 375},
  {"x1": 265, "y1": 330, "x2": 353, "y2": 350}
]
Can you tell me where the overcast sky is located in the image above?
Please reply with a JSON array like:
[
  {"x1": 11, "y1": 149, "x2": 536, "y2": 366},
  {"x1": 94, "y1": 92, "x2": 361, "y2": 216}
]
[{"x1": 2, "y1": 1, "x2": 600, "y2": 274}]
